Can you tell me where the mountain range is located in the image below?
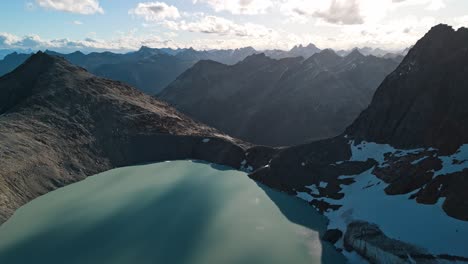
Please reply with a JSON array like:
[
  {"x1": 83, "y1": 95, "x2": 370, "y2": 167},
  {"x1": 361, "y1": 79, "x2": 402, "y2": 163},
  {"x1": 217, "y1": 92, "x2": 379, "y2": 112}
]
[
  {"x1": 249, "y1": 24, "x2": 468, "y2": 262},
  {"x1": 0, "y1": 24, "x2": 467, "y2": 264},
  {"x1": 0, "y1": 44, "x2": 404, "y2": 95},
  {"x1": 160, "y1": 49, "x2": 401, "y2": 146},
  {"x1": 0, "y1": 52, "x2": 248, "y2": 224}
]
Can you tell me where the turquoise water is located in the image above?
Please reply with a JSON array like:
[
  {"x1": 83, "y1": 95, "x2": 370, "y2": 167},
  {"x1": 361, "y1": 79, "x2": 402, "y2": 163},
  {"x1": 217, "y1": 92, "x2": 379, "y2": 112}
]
[{"x1": 0, "y1": 160, "x2": 345, "y2": 264}]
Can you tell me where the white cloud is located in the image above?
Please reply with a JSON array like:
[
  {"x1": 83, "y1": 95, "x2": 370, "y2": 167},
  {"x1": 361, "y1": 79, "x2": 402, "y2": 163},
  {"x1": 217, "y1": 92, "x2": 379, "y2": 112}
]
[
  {"x1": 165, "y1": 15, "x2": 274, "y2": 37},
  {"x1": 36, "y1": 0, "x2": 104, "y2": 15},
  {"x1": 73, "y1": 20, "x2": 83, "y2": 25},
  {"x1": 280, "y1": 0, "x2": 446, "y2": 25},
  {"x1": 0, "y1": 33, "x2": 21, "y2": 48},
  {"x1": 129, "y1": 2, "x2": 180, "y2": 21},
  {"x1": 314, "y1": 16, "x2": 439, "y2": 50},
  {"x1": 193, "y1": 0, "x2": 274, "y2": 15},
  {"x1": 280, "y1": 0, "x2": 389, "y2": 25}
]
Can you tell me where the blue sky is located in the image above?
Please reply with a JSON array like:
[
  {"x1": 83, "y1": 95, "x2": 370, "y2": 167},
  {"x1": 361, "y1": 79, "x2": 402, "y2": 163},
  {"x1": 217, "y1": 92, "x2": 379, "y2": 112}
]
[{"x1": 0, "y1": 0, "x2": 467, "y2": 52}]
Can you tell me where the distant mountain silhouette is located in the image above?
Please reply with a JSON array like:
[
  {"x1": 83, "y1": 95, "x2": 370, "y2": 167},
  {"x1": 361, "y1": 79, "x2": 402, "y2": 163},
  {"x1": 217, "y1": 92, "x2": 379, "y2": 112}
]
[
  {"x1": 0, "y1": 47, "x2": 259, "y2": 95},
  {"x1": 265, "y1": 43, "x2": 321, "y2": 59},
  {"x1": 0, "y1": 52, "x2": 32, "y2": 77}
]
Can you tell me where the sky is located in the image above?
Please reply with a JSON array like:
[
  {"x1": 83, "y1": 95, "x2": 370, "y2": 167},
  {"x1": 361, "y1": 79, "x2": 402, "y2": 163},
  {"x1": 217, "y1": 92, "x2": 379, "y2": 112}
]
[{"x1": 0, "y1": 0, "x2": 467, "y2": 53}]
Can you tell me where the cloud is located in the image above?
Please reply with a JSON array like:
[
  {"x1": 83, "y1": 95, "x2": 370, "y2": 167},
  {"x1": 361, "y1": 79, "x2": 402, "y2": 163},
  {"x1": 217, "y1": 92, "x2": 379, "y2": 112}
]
[
  {"x1": 0, "y1": 33, "x2": 21, "y2": 48},
  {"x1": 129, "y1": 2, "x2": 180, "y2": 21},
  {"x1": 315, "y1": 16, "x2": 439, "y2": 50},
  {"x1": 193, "y1": 0, "x2": 274, "y2": 15},
  {"x1": 280, "y1": 0, "x2": 446, "y2": 25},
  {"x1": 73, "y1": 20, "x2": 83, "y2": 25},
  {"x1": 280, "y1": 0, "x2": 386, "y2": 25},
  {"x1": 36, "y1": 0, "x2": 103, "y2": 14},
  {"x1": 163, "y1": 15, "x2": 274, "y2": 37},
  {"x1": 314, "y1": 0, "x2": 364, "y2": 25}
]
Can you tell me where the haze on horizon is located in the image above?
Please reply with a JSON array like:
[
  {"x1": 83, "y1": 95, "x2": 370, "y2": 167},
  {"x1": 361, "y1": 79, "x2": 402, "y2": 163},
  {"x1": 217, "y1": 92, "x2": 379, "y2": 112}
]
[{"x1": 1, "y1": 0, "x2": 467, "y2": 53}]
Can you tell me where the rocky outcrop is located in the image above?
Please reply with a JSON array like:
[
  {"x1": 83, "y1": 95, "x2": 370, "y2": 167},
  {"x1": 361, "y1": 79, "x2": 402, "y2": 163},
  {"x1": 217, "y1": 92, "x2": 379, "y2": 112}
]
[
  {"x1": 322, "y1": 229, "x2": 343, "y2": 245},
  {"x1": 248, "y1": 24, "x2": 468, "y2": 221},
  {"x1": 246, "y1": 24, "x2": 468, "y2": 262},
  {"x1": 344, "y1": 221, "x2": 434, "y2": 264},
  {"x1": 160, "y1": 50, "x2": 400, "y2": 146},
  {"x1": 0, "y1": 52, "x2": 257, "y2": 224},
  {"x1": 344, "y1": 221, "x2": 468, "y2": 263},
  {"x1": 249, "y1": 137, "x2": 375, "y2": 197}
]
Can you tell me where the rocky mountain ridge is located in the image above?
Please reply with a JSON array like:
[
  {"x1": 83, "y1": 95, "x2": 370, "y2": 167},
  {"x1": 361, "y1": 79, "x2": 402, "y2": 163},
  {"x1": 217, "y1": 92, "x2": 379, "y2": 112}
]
[
  {"x1": 247, "y1": 24, "x2": 468, "y2": 263},
  {"x1": 160, "y1": 49, "x2": 400, "y2": 146},
  {"x1": 0, "y1": 52, "x2": 252, "y2": 224}
]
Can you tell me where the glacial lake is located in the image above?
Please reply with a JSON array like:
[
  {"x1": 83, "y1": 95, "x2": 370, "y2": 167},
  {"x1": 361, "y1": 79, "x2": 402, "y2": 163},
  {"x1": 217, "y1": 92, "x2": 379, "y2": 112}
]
[{"x1": 0, "y1": 160, "x2": 345, "y2": 264}]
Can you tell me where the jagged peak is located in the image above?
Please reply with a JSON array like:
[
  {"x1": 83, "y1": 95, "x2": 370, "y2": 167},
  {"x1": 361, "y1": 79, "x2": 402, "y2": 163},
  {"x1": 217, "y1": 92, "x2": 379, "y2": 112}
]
[
  {"x1": 23, "y1": 51, "x2": 60, "y2": 66},
  {"x1": 304, "y1": 48, "x2": 341, "y2": 65},
  {"x1": 403, "y1": 24, "x2": 468, "y2": 64},
  {"x1": 306, "y1": 49, "x2": 339, "y2": 60},
  {"x1": 5, "y1": 51, "x2": 86, "y2": 83},
  {"x1": 235, "y1": 46, "x2": 256, "y2": 52},
  {"x1": 426, "y1": 23, "x2": 454, "y2": 35},
  {"x1": 0, "y1": 52, "x2": 76, "y2": 114},
  {"x1": 345, "y1": 49, "x2": 365, "y2": 60},
  {"x1": 318, "y1": 48, "x2": 338, "y2": 56},
  {"x1": 138, "y1": 45, "x2": 153, "y2": 51},
  {"x1": 291, "y1": 43, "x2": 318, "y2": 51},
  {"x1": 241, "y1": 52, "x2": 269, "y2": 61}
]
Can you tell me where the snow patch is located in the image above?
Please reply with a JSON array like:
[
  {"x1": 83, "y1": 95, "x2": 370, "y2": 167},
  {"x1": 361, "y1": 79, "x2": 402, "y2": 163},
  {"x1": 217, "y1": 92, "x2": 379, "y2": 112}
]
[
  {"x1": 296, "y1": 192, "x2": 314, "y2": 202},
  {"x1": 321, "y1": 169, "x2": 468, "y2": 257},
  {"x1": 240, "y1": 160, "x2": 253, "y2": 172},
  {"x1": 434, "y1": 144, "x2": 468, "y2": 176},
  {"x1": 305, "y1": 185, "x2": 320, "y2": 195},
  {"x1": 410, "y1": 156, "x2": 428, "y2": 165},
  {"x1": 319, "y1": 182, "x2": 328, "y2": 189},
  {"x1": 349, "y1": 141, "x2": 396, "y2": 164}
]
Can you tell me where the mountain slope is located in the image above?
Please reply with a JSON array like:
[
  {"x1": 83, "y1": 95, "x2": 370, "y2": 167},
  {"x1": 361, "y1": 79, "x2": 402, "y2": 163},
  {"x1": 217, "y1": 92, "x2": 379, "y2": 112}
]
[
  {"x1": 0, "y1": 52, "x2": 249, "y2": 224},
  {"x1": 347, "y1": 24, "x2": 468, "y2": 153},
  {"x1": 160, "y1": 50, "x2": 400, "y2": 146},
  {"x1": 247, "y1": 24, "x2": 468, "y2": 262}
]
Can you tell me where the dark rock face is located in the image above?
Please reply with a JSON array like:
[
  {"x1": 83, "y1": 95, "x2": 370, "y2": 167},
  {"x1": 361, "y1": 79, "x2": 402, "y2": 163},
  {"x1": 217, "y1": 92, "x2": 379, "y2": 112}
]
[
  {"x1": 322, "y1": 229, "x2": 343, "y2": 245},
  {"x1": 347, "y1": 24, "x2": 468, "y2": 153},
  {"x1": 249, "y1": 136, "x2": 375, "y2": 196},
  {"x1": 235, "y1": 27, "x2": 468, "y2": 264},
  {"x1": 160, "y1": 50, "x2": 400, "y2": 146},
  {"x1": 0, "y1": 52, "x2": 253, "y2": 224}
]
